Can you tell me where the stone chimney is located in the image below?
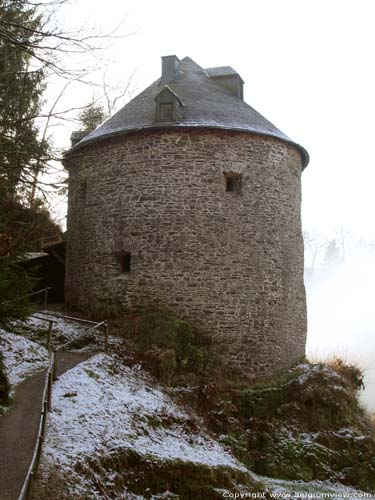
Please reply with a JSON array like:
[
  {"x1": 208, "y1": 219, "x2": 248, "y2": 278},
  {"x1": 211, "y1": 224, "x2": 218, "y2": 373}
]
[
  {"x1": 70, "y1": 130, "x2": 91, "y2": 147},
  {"x1": 160, "y1": 55, "x2": 180, "y2": 85}
]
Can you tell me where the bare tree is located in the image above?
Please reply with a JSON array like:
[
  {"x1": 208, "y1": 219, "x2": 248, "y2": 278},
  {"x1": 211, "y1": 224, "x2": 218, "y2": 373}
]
[
  {"x1": 0, "y1": 0, "x2": 132, "y2": 81},
  {"x1": 303, "y1": 229, "x2": 328, "y2": 270},
  {"x1": 0, "y1": 0, "x2": 134, "y2": 203}
]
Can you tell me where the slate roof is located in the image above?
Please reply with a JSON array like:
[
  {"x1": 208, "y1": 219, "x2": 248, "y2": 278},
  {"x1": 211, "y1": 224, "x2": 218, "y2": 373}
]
[
  {"x1": 70, "y1": 57, "x2": 309, "y2": 167},
  {"x1": 205, "y1": 66, "x2": 243, "y2": 80}
]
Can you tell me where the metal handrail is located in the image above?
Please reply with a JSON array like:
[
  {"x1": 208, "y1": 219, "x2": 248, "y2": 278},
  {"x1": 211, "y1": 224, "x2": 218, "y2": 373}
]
[
  {"x1": 18, "y1": 353, "x2": 55, "y2": 500},
  {"x1": 17, "y1": 315, "x2": 109, "y2": 500},
  {"x1": 58, "y1": 320, "x2": 107, "y2": 351},
  {"x1": 29, "y1": 315, "x2": 55, "y2": 353},
  {"x1": 36, "y1": 311, "x2": 98, "y2": 325},
  {"x1": 28, "y1": 287, "x2": 51, "y2": 306},
  {"x1": 28, "y1": 287, "x2": 51, "y2": 297}
]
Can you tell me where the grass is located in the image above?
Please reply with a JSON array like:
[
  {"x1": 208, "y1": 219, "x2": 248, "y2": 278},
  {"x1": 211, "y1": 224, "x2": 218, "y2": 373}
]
[
  {"x1": 189, "y1": 358, "x2": 375, "y2": 493},
  {"x1": 32, "y1": 449, "x2": 263, "y2": 500}
]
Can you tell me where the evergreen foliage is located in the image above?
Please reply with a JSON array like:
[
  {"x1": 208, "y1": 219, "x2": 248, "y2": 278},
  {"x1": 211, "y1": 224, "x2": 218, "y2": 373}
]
[
  {"x1": 0, "y1": 0, "x2": 48, "y2": 199},
  {"x1": 0, "y1": 257, "x2": 34, "y2": 327},
  {"x1": 79, "y1": 103, "x2": 107, "y2": 131},
  {"x1": 0, "y1": 2, "x2": 61, "y2": 325},
  {"x1": 0, "y1": 185, "x2": 61, "y2": 325},
  {"x1": 0, "y1": 193, "x2": 62, "y2": 257}
]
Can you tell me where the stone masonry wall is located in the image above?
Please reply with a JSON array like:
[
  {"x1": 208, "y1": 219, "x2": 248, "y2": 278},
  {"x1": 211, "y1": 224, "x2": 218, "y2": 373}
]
[{"x1": 64, "y1": 129, "x2": 306, "y2": 376}]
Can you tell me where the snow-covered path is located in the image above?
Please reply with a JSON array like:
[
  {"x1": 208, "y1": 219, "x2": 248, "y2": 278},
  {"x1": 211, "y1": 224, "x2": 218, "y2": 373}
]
[{"x1": 0, "y1": 351, "x2": 92, "y2": 500}]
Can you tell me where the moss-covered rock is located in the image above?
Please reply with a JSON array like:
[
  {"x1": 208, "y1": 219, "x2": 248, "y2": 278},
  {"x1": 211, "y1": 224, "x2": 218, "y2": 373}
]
[
  {"x1": 117, "y1": 311, "x2": 209, "y2": 384},
  {"x1": 197, "y1": 362, "x2": 375, "y2": 494}
]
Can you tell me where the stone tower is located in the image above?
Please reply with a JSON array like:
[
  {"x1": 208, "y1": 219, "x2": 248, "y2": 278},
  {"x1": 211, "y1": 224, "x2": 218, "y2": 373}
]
[{"x1": 64, "y1": 55, "x2": 309, "y2": 376}]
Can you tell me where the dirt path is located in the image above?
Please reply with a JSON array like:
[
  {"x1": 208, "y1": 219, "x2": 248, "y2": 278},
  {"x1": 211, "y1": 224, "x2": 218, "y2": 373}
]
[{"x1": 0, "y1": 351, "x2": 92, "y2": 500}]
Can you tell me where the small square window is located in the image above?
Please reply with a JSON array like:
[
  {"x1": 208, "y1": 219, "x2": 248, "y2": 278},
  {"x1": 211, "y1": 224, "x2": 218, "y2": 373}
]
[
  {"x1": 224, "y1": 172, "x2": 242, "y2": 193},
  {"x1": 117, "y1": 252, "x2": 131, "y2": 273},
  {"x1": 158, "y1": 102, "x2": 175, "y2": 122}
]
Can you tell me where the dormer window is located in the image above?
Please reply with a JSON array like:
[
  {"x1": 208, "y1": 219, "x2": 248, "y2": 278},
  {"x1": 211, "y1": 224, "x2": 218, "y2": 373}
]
[
  {"x1": 206, "y1": 66, "x2": 244, "y2": 100},
  {"x1": 155, "y1": 85, "x2": 184, "y2": 123},
  {"x1": 158, "y1": 102, "x2": 175, "y2": 122}
]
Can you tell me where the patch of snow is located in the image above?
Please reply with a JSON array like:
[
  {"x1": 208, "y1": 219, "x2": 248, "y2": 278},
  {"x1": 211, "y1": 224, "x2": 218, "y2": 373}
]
[
  {"x1": 299, "y1": 432, "x2": 319, "y2": 444},
  {"x1": 17, "y1": 252, "x2": 48, "y2": 262},
  {"x1": 294, "y1": 364, "x2": 342, "y2": 386},
  {"x1": 0, "y1": 330, "x2": 49, "y2": 391},
  {"x1": 332, "y1": 428, "x2": 366, "y2": 441},
  {"x1": 28, "y1": 331, "x2": 372, "y2": 499},
  {"x1": 25, "y1": 313, "x2": 90, "y2": 345},
  {"x1": 259, "y1": 476, "x2": 374, "y2": 500},
  {"x1": 10, "y1": 312, "x2": 103, "y2": 352},
  {"x1": 42, "y1": 353, "x2": 246, "y2": 484}
]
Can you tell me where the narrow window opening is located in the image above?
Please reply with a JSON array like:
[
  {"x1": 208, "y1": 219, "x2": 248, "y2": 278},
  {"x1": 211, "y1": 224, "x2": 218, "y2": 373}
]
[
  {"x1": 224, "y1": 172, "x2": 242, "y2": 193},
  {"x1": 79, "y1": 181, "x2": 87, "y2": 202},
  {"x1": 119, "y1": 252, "x2": 131, "y2": 273}
]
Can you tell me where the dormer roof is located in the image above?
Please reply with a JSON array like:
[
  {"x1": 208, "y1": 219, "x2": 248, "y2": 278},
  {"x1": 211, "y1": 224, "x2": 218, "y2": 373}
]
[
  {"x1": 205, "y1": 66, "x2": 244, "y2": 82},
  {"x1": 154, "y1": 85, "x2": 185, "y2": 107},
  {"x1": 69, "y1": 56, "x2": 309, "y2": 168}
]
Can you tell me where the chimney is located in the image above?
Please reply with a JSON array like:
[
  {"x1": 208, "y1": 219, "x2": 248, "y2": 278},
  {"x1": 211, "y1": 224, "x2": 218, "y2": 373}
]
[
  {"x1": 70, "y1": 130, "x2": 90, "y2": 147},
  {"x1": 160, "y1": 55, "x2": 180, "y2": 85}
]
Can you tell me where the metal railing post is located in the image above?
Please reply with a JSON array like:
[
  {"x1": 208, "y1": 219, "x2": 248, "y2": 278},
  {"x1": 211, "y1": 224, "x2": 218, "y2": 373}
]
[
  {"x1": 34, "y1": 436, "x2": 43, "y2": 477},
  {"x1": 47, "y1": 320, "x2": 53, "y2": 352},
  {"x1": 18, "y1": 342, "x2": 56, "y2": 500},
  {"x1": 47, "y1": 374, "x2": 52, "y2": 412},
  {"x1": 41, "y1": 401, "x2": 48, "y2": 438},
  {"x1": 104, "y1": 322, "x2": 108, "y2": 353},
  {"x1": 52, "y1": 350, "x2": 57, "y2": 381}
]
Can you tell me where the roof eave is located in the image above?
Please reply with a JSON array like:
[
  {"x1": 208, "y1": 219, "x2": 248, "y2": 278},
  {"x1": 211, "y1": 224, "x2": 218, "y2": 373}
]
[{"x1": 64, "y1": 124, "x2": 309, "y2": 169}]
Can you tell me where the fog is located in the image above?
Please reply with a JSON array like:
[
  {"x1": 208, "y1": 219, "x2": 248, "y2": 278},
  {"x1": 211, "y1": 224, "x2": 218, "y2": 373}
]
[{"x1": 305, "y1": 248, "x2": 375, "y2": 412}]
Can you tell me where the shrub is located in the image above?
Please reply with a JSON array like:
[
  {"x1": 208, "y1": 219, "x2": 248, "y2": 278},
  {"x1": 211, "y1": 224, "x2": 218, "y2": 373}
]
[
  {"x1": 122, "y1": 311, "x2": 208, "y2": 383},
  {"x1": 0, "y1": 257, "x2": 34, "y2": 327},
  {"x1": 327, "y1": 357, "x2": 365, "y2": 390}
]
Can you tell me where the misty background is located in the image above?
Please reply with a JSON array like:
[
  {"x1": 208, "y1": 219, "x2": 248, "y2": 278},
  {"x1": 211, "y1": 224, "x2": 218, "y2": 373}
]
[
  {"x1": 304, "y1": 233, "x2": 375, "y2": 411},
  {"x1": 37, "y1": 1, "x2": 375, "y2": 410}
]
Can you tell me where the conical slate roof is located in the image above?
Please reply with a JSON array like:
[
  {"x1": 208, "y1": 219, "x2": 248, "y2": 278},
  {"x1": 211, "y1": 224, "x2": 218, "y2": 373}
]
[{"x1": 71, "y1": 57, "x2": 309, "y2": 167}]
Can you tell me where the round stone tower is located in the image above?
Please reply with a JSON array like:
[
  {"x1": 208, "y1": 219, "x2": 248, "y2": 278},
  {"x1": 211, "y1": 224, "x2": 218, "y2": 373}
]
[{"x1": 64, "y1": 56, "x2": 309, "y2": 376}]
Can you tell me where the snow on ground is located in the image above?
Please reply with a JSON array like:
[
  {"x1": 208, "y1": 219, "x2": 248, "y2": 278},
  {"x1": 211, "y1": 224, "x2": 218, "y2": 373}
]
[
  {"x1": 15, "y1": 312, "x2": 92, "y2": 347},
  {"x1": 260, "y1": 476, "x2": 375, "y2": 499},
  {"x1": 42, "y1": 353, "x2": 374, "y2": 499},
  {"x1": 0, "y1": 311, "x2": 97, "y2": 396},
  {"x1": 0, "y1": 330, "x2": 49, "y2": 391},
  {"x1": 2, "y1": 316, "x2": 366, "y2": 499},
  {"x1": 44, "y1": 353, "x2": 245, "y2": 473}
]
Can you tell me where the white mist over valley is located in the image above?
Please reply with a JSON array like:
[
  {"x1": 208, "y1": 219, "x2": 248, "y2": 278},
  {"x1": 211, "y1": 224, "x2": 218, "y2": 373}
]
[{"x1": 305, "y1": 237, "x2": 375, "y2": 412}]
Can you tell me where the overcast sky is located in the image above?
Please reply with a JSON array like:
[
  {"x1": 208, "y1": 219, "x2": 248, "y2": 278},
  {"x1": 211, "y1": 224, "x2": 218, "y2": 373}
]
[{"x1": 58, "y1": 0, "x2": 375, "y2": 238}]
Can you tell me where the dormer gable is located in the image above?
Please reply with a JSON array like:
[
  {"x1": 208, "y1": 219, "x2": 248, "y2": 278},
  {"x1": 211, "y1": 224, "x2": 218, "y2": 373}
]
[
  {"x1": 154, "y1": 85, "x2": 184, "y2": 123},
  {"x1": 206, "y1": 66, "x2": 244, "y2": 100}
]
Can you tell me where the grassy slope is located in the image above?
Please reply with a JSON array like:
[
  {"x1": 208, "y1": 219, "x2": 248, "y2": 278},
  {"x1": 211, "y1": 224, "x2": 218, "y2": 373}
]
[{"x1": 195, "y1": 360, "x2": 375, "y2": 493}]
